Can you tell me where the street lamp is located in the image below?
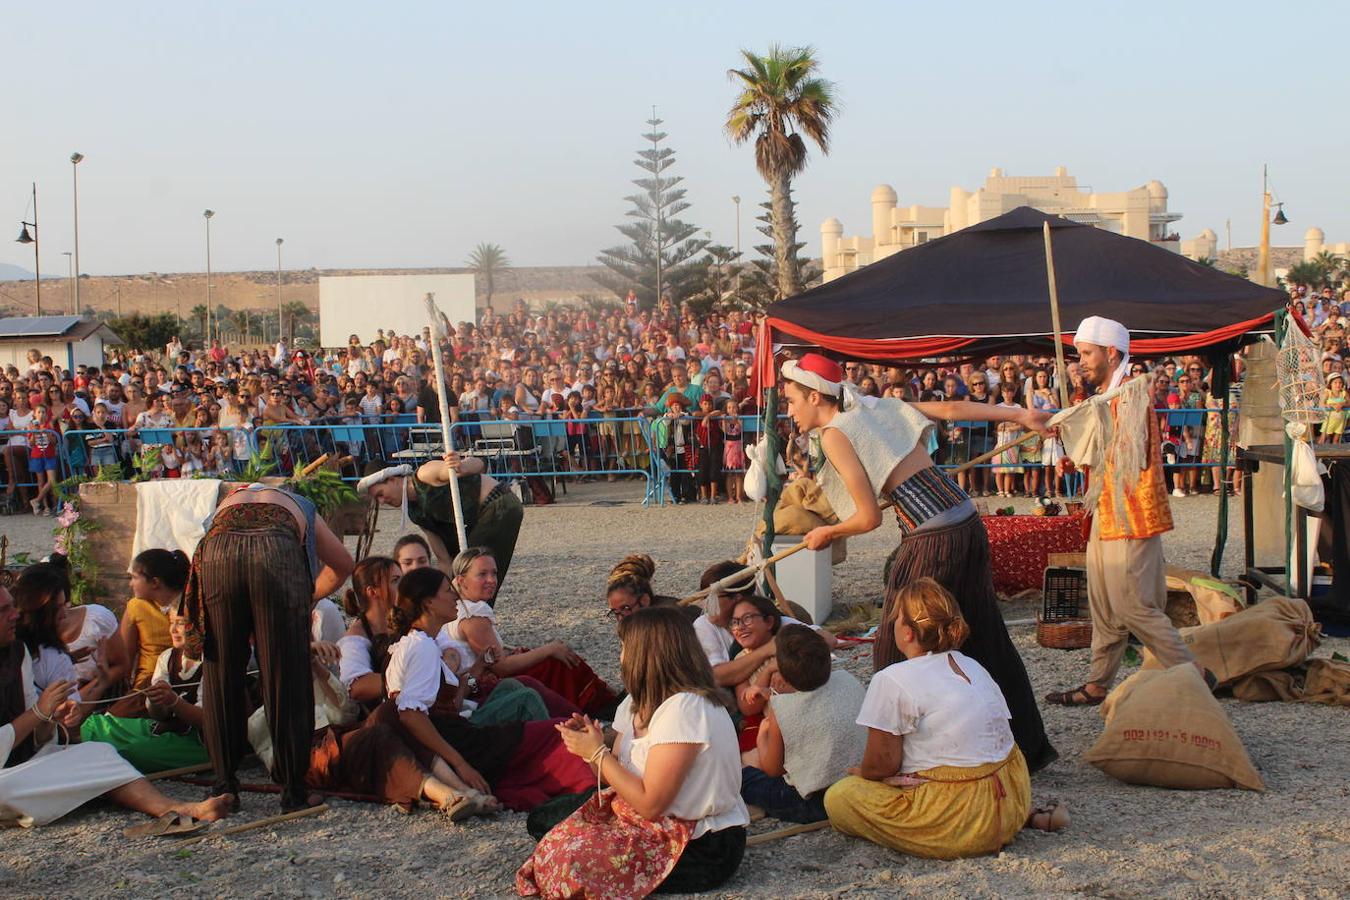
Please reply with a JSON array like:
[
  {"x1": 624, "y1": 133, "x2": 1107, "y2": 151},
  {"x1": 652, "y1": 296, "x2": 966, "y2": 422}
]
[
  {"x1": 203, "y1": 209, "x2": 215, "y2": 343},
  {"x1": 1257, "y1": 165, "x2": 1289, "y2": 288},
  {"x1": 732, "y1": 195, "x2": 742, "y2": 298},
  {"x1": 275, "y1": 237, "x2": 284, "y2": 341},
  {"x1": 62, "y1": 251, "x2": 73, "y2": 309},
  {"x1": 71, "y1": 153, "x2": 84, "y2": 314},
  {"x1": 15, "y1": 182, "x2": 40, "y2": 315}
]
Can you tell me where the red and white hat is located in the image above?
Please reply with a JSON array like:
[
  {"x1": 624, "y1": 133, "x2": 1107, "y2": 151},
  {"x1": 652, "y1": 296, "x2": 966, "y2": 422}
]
[{"x1": 781, "y1": 353, "x2": 842, "y2": 397}]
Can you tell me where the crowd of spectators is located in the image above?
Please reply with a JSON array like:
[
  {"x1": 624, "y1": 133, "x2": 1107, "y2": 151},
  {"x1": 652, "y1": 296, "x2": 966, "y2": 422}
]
[{"x1": 3, "y1": 283, "x2": 1342, "y2": 514}]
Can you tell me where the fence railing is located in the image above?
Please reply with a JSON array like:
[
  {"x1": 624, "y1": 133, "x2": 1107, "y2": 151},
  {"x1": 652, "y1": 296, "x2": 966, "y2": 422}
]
[{"x1": 1, "y1": 405, "x2": 1252, "y2": 512}]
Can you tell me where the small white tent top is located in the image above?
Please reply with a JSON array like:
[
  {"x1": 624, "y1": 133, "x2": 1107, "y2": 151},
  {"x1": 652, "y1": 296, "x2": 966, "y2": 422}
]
[{"x1": 0, "y1": 315, "x2": 122, "y2": 371}]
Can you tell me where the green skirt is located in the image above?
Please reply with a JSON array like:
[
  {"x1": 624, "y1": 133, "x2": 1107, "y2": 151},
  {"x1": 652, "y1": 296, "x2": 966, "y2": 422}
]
[
  {"x1": 80, "y1": 714, "x2": 209, "y2": 774},
  {"x1": 469, "y1": 677, "x2": 549, "y2": 726}
]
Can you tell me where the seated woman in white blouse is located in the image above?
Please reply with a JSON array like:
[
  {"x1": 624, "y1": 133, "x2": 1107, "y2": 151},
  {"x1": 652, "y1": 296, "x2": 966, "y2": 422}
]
[
  {"x1": 0, "y1": 585, "x2": 233, "y2": 828},
  {"x1": 824, "y1": 577, "x2": 1039, "y2": 859},
  {"x1": 445, "y1": 548, "x2": 618, "y2": 719},
  {"x1": 15, "y1": 564, "x2": 84, "y2": 708},
  {"x1": 518, "y1": 607, "x2": 748, "y2": 898}
]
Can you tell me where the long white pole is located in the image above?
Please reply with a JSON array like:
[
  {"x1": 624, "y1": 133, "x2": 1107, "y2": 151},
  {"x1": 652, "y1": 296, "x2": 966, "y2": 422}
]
[
  {"x1": 424, "y1": 292, "x2": 468, "y2": 551},
  {"x1": 1043, "y1": 221, "x2": 1071, "y2": 410}
]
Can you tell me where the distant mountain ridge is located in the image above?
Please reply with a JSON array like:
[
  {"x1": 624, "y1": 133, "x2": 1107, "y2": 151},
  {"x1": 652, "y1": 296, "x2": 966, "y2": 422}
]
[{"x1": 0, "y1": 263, "x2": 36, "y2": 282}]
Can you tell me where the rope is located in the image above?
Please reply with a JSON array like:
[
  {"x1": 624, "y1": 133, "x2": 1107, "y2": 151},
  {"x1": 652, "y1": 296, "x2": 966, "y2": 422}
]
[{"x1": 80, "y1": 668, "x2": 261, "y2": 708}]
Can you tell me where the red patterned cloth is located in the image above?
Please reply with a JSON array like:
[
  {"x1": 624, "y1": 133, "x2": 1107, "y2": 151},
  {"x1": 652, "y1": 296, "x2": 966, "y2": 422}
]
[
  {"x1": 516, "y1": 789, "x2": 692, "y2": 899},
  {"x1": 981, "y1": 514, "x2": 1087, "y2": 594}
]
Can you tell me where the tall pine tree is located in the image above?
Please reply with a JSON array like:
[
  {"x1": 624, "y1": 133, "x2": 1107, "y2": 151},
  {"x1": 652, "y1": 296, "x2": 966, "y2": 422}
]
[{"x1": 595, "y1": 112, "x2": 708, "y2": 308}]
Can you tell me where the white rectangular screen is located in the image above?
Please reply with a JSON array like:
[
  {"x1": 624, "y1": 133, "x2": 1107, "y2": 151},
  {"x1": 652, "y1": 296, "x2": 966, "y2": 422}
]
[{"x1": 319, "y1": 274, "x2": 476, "y2": 347}]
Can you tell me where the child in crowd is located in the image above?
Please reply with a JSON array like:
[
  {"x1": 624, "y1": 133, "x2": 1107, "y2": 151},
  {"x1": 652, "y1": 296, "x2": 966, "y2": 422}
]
[
  {"x1": 722, "y1": 398, "x2": 746, "y2": 503},
  {"x1": 27, "y1": 403, "x2": 59, "y2": 515},
  {"x1": 693, "y1": 393, "x2": 723, "y2": 504},
  {"x1": 741, "y1": 624, "x2": 867, "y2": 824},
  {"x1": 993, "y1": 381, "x2": 1024, "y2": 497},
  {"x1": 1322, "y1": 372, "x2": 1347, "y2": 444}
]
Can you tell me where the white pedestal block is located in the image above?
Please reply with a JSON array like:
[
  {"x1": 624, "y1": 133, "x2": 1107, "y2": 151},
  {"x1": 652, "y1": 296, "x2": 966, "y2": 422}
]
[{"x1": 770, "y1": 537, "x2": 833, "y2": 624}]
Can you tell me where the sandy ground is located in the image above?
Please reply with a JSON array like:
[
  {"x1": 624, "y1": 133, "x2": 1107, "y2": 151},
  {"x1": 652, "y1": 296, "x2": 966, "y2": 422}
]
[{"x1": 1, "y1": 486, "x2": 1347, "y2": 899}]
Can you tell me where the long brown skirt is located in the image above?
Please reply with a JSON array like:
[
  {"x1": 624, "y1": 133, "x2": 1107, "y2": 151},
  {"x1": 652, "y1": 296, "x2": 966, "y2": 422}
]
[{"x1": 877, "y1": 511, "x2": 1058, "y2": 773}]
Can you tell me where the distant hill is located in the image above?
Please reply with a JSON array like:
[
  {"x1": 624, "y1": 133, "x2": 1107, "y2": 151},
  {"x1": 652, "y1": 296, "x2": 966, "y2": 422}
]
[{"x1": 0, "y1": 263, "x2": 36, "y2": 282}]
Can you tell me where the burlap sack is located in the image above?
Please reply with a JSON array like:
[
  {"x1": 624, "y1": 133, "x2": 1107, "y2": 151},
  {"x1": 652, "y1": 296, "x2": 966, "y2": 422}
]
[
  {"x1": 1231, "y1": 658, "x2": 1350, "y2": 706},
  {"x1": 753, "y1": 479, "x2": 848, "y2": 564},
  {"x1": 1142, "y1": 596, "x2": 1321, "y2": 685},
  {"x1": 1165, "y1": 567, "x2": 1244, "y2": 625},
  {"x1": 1085, "y1": 665, "x2": 1265, "y2": 791}
]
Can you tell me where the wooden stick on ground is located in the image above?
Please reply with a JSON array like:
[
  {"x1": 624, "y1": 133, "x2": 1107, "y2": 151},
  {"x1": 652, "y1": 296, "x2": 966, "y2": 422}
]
[
  {"x1": 179, "y1": 803, "x2": 330, "y2": 845},
  {"x1": 145, "y1": 762, "x2": 215, "y2": 781},
  {"x1": 746, "y1": 819, "x2": 832, "y2": 846}
]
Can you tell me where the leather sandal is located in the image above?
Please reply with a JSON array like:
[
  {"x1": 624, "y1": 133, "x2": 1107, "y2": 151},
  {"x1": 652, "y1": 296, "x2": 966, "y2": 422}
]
[{"x1": 1044, "y1": 685, "x2": 1105, "y2": 706}]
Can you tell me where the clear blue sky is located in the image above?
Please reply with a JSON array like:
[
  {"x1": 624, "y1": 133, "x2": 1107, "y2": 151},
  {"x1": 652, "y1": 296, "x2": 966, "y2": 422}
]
[{"x1": 3, "y1": 1, "x2": 1347, "y2": 278}]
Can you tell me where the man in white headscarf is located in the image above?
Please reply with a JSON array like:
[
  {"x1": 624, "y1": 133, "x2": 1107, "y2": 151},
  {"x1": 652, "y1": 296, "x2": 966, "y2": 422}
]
[{"x1": 1045, "y1": 317, "x2": 1201, "y2": 706}]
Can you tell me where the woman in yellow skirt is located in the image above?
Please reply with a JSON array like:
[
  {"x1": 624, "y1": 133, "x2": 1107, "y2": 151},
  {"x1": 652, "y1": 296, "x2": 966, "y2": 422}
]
[{"x1": 825, "y1": 578, "x2": 1061, "y2": 858}]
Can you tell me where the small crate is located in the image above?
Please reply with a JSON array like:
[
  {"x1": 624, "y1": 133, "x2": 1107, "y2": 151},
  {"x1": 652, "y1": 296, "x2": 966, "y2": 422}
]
[{"x1": 1042, "y1": 566, "x2": 1088, "y2": 622}]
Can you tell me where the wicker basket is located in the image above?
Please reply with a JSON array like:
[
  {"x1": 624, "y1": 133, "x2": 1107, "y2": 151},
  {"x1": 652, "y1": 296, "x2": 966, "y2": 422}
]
[{"x1": 1036, "y1": 616, "x2": 1093, "y2": 649}]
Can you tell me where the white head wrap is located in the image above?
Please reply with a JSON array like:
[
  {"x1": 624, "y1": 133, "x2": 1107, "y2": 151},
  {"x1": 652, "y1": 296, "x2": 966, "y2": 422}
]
[
  {"x1": 780, "y1": 359, "x2": 841, "y2": 397},
  {"x1": 357, "y1": 464, "x2": 413, "y2": 530},
  {"x1": 1073, "y1": 316, "x2": 1132, "y2": 389}
]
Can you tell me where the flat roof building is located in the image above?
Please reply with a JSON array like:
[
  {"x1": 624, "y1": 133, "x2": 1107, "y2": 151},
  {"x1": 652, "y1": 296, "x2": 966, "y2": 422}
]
[{"x1": 821, "y1": 167, "x2": 1184, "y2": 282}]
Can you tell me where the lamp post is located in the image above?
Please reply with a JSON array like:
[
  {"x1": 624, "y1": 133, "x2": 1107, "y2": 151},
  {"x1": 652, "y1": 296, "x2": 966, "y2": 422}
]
[
  {"x1": 275, "y1": 237, "x2": 284, "y2": 341},
  {"x1": 15, "y1": 183, "x2": 40, "y2": 315},
  {"x1": 203, "y1": 209, "x2": 215, "y2": 343},
  {"x1": 70, "y1": 153, "x2": 84, "y2": 314},
  {"x1": 732, "y1": 195, "x2": 742, "y2": 298},
  {"x1": 1257, "y1": 164, "x2": 1288, "y2": 288},
  {"x1": 62, "y1": 252, "x2": 73, "y2": 309}
]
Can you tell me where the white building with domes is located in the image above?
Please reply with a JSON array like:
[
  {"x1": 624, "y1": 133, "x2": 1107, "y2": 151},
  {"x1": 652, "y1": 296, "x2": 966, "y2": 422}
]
[
  {"x1": 820, "y1": 167, "x2": 1186, "y2": 282},
  {"x1": 1303, "y1": 227, "x2": 1350, "y2": 261}
]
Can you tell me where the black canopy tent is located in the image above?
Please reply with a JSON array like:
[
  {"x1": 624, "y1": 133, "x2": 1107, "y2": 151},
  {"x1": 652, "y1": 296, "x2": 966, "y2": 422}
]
[
  {"x1": 756, "y1": 207, "x2": 1289, "y2": 576},
  {"x1": 766, "y1": 207, "x2": 1286, "y2": 363}
]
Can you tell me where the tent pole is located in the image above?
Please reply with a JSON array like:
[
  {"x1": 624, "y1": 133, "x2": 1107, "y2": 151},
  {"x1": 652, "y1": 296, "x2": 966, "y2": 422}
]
[{"x1": 1042, "y1": 222, "x2": 1071, "y2": 410}]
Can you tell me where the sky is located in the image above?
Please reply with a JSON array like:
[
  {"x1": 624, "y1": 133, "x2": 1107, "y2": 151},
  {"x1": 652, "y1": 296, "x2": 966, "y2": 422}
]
[{"x1": 3, "y1": 2, "x2": 1348, "y2": 279}]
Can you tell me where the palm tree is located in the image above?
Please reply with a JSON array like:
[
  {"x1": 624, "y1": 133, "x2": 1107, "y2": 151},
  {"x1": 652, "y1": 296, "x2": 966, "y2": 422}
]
[
  {"x1": 726, "y1": 45, "x2": 837, "y2": 300},
  {"x1": 282, "y1": 301, "x2": 309, "y2": 342},
  {"x1": 466, "y1": 242, "x2": 510, "y2": 306},
  {"x1": 190, "y1": 304, "x2": 209, "y2": 339}
]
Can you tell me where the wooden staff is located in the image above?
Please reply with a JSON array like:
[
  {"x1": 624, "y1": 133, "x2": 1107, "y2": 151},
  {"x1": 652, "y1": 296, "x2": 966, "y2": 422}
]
[
  {"x1": 677, "y1": 429, "x2": 1040, "y2": 607},
  {"x1": 1043, "y1": 221, "x2": 1072, "y2": 410},
  {"x1": 298, "y1": 453, "x2": 329, "y2": 477},
  {"x1": 145, "y1": 761, "x2": 214, "y2": 781},
  {"x1": 179, "y1": 803, "x2": 330, "y2": 845},
  {"x1": 424, "y1": 292, "x2": 468, "y2": 551},
  {"x1": 746, "y1": 819, "x2": 832, "y2": 846}
]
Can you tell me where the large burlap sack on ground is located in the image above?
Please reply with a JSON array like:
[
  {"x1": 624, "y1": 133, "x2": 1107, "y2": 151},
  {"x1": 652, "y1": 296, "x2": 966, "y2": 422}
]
[
  {"x1": 1142, "y1": 597, "x2": 1321, "y2": 685},
  {"x1": 1085, "y1": 665, "x2": 1265, "y2": 791},
  {"x1": 1232, "y1": 658, "x2": 1350, "y2": 706}
]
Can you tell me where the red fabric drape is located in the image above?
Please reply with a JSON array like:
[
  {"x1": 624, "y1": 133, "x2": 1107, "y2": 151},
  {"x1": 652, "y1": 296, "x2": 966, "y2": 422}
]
[{"x1": 768, "y1": 311, "x2": 1274, "y2": 362}]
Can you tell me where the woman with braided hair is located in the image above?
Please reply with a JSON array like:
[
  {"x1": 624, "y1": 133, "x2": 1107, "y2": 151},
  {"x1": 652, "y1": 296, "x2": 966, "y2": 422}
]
[
  {"x1": 824, "y1": 578, "x2": 1038, "y2": 858},
  {"x1": 603, "y1": 554, "x2": 695, "y2": 626}
]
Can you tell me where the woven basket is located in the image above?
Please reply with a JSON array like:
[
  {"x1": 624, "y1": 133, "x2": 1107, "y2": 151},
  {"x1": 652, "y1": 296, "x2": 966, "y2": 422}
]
[{"x1": 1036, "y1": 616, "x2": 1093, "y2": 649}]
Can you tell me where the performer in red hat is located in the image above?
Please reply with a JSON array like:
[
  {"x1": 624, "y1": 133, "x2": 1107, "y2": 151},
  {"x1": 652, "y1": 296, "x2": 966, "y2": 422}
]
[{"x1": 780, "y1": 352, "x2": 1057, "y2": 771}]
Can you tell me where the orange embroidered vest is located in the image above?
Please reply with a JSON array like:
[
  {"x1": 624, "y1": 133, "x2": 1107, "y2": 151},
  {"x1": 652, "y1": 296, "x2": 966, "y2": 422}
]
[{"x1": 1095, "y1": 397, "x2": 1173, "y2": 541}]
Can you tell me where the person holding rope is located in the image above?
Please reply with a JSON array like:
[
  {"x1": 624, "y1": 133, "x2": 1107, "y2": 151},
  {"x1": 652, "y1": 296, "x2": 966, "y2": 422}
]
[
  {"x1": 781, "y1": 353, "x2": 1057, "y2": 772},
  {"x1": 359, "y1": 452, "x2": 524, "y2": 603},
  {"x1": 1044, "y1": 317, "x2": 1202, "y2": 706},
  {"x1": 184, "y1": 482, "x2": 354, "y2": 813}
]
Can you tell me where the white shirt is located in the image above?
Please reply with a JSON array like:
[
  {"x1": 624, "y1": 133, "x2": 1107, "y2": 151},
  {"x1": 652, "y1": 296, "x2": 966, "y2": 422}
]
[
  {"x1": 692, "y1": 613, "x2": 809, "y2": 668},
  {"x1": 441, "y1": 599, "x2": 502, "y2": 671},
  {"x1": 310, "y1": 598, "x2": 345, "y2": 645},
  {"x1": 385, "y1": 630, "x2": 454, "y2": 713},
  {"x1": 30, "y1": 646, "x2": 80, "y2": 702},
  {"x1": 857, "y1": 651, "x2": 1013, "y2": 774},
  {"x1": 148, "y1": 647, "x2": 203, "y2": 711},
  {"x1": 67, "y1": 604, "x2": 119, "y2": 684},
  {"x1": 337, "y1": 633, "x2": 374, "y2": 688},
  {"x1": 613, "y1": 692, "x2": 749, "y2": 838}
]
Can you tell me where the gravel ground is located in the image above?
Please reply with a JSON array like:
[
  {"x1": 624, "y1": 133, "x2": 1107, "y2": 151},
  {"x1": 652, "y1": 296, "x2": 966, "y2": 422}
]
[{"x1": 1, "y1": 486, "x2": 1347, "y2": 899}]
